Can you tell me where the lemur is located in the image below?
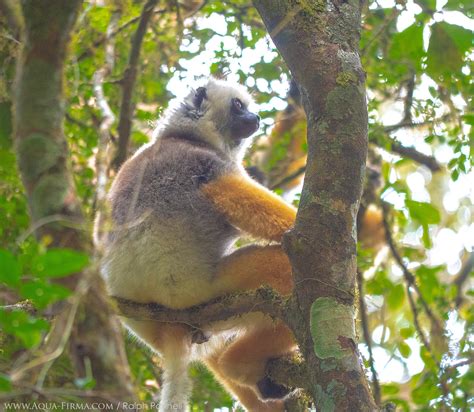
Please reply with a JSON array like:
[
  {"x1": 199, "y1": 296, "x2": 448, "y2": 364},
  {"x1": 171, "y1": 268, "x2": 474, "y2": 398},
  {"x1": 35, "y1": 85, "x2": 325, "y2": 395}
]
[{"x1": 97, "y1": 78, "x2": 296, "y2": 412}]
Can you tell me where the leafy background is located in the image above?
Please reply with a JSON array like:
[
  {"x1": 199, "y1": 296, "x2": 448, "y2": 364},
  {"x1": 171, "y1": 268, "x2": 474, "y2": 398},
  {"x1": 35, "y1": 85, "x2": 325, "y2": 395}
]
[{"x1": 0, "y1": 0, "x2": 472, "y2": 410}]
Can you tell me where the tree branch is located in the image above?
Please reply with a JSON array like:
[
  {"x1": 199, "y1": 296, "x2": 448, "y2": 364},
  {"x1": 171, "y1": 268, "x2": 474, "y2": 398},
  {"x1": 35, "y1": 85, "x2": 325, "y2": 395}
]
[
  {"x1": 92, "y1": 9, "x2": 120, "y2": 211},
  {"x1": 76, "y1": 9, "x2": 166, "y2": 62},
  {"x1": 454, "y1": 252, "x2": 474, "y2": 308},
  {"x1": 253, "y1": 0, "x2": 376, "y2": 409},
  {"x1": 113, "y1": 287, "x2": 288, "y2": 327},
  {"x1": 270, "y1": 165, "x2": 306, "y2": 190},
  {"x1": 357, "y1": 269, "x2": 381, "y2": 406},
  {"x1": 12, "y1": 0, "x2": 136, "y2": 398},
  {"x1": 381, "y1": 204, "x2": 452, "y2": 400},
  {"x1": 0, "y1": 0, "x2": 23, "y2": 40},
  {"x1": 113, "y1": 0, "x2": 160, "y2": 170},
  {"x1": 379, "y1": 138, "x2": 442, "y2": 172},
  {"x1": 381, "y1": 203, "x2": 442, "y2": 331}
]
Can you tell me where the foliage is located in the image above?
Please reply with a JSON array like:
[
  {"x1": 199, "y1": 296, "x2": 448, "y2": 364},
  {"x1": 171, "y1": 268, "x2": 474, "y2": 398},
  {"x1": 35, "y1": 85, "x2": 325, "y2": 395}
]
[{"x1": 0, "y1": 0, "x2": 472, "y2": 410}]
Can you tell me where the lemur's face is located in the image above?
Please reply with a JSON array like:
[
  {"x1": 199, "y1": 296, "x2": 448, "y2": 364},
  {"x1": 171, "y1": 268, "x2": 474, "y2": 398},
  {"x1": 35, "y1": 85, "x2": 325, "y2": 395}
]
[
  {"x1": 228, "y1": 96, "x2": 260, "y2": 140},
  {"x1": 190, "y1": 79, "x2": 260, "y2": 142}
]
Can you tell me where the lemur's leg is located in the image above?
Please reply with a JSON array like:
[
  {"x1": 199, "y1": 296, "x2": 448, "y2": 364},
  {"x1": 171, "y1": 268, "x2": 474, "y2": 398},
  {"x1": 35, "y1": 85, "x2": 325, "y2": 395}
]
[
  {"x1": 204, "y1": 351, "x2": 285, "y2": 412},
  {"x1": 216, "y1": 321, "x2": 295, "y2": 400},
  {"x1": 213, "y1": 244, "x2": 293, "y2": 296},
  {"x1": 124, "y1": 320, "x2": 192, "y2": 412},
  {"x1": 210, "y1": 245, "x2": 296, "y2": 400}
]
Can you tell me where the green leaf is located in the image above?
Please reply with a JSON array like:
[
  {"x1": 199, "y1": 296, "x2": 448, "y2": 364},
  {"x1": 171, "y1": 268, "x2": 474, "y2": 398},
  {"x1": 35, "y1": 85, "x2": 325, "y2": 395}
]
[
  {"x1": 387, "y1": 284, "x2": 405, "y2": 310},
  {"x1": 19, "y1": 280, "x2": 71, "y2": 308},
  {"x1": 416, "y1": 265, "x2": 442, "y2": 303},
  {"x1": 400, "y1": 326, "x2": 415, "y2": 339},
  {"x1": 32, "y1": 248, "x2": 89, "y2": 278},
  {"x1": 443, "y1": 0, "x2": 473, "y2": 18},
  {"x1": 412, "y1": 372, "x2": 441, "y2": 404},
  {"x1": 0, "y1": 249, "x2": 20, "y2": 287},
  {"x1": 0, "y1": 374, "x2": 11, "y2": 392},
  {"x1": 0, "y1": 309, "x2": 49, "y2": 348},
  {"x1": 405, "y1": 199, "x2": 441, "y2": 225},
  {"x1": 426, "y1": 23, "x2": 473, "y2": 82},
  {"x1": 381, "y1": 383, "x2": 400, "y2": 395},
  {"x1": 366, "y1": 269, "x2": 394, "y2": 295},
  {"x1": 389, "y1": 23, "x2": 424, "y2": 70},
  {"x1": 398, "y1": 341, "x2": 412, "y2": 358},
  {"x1": 74, "y1": 376, "x2": 97, "y2": 390}
]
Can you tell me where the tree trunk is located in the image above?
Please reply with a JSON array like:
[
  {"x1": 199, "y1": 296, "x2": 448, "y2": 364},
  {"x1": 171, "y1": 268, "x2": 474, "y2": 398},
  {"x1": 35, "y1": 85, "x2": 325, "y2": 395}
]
[
  {"x1": 253, "y1": 1, "x2": 377, "y2": 410},
  {"x1": 12, "y1": 0, "x2": 136, "y2": 401}
]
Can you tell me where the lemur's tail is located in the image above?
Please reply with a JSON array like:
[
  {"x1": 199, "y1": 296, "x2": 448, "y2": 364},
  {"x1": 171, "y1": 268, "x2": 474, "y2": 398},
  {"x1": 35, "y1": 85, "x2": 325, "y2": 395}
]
[
  {"x1": 159, "y1": 347, "x2": 192, "y2": 412},
  {"x1": 124, "y1": 320, "x2": 192, "y2": 412}
]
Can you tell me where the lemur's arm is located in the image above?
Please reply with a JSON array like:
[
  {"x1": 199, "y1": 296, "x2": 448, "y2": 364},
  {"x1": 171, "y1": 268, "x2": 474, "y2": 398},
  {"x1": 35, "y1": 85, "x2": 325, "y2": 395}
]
[{"x1": 201, "y1": 173, "x2": 296, "y2": 242}]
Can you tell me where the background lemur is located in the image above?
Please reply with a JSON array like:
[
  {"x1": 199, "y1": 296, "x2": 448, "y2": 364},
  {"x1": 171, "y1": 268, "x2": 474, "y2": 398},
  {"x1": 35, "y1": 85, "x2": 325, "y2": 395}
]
[
  {"x1": 98, "y1": 78, "x2": 297, "y2": 412},
  {"x1": 254, "y1": 80, "x2": 385, "y2": 252}
]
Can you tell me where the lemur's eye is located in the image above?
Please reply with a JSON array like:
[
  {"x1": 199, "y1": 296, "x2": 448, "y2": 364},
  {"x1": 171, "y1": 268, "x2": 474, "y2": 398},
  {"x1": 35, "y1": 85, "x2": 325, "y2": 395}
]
[{"x1": 232, "y1": 98, "x2": 243, "y2": 111}]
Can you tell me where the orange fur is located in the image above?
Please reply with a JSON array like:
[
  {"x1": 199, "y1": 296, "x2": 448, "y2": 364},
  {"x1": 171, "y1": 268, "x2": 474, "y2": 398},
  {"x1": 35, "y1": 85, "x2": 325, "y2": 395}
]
[
  {"x1": 217, "y1": 322, "x2": 295, "y2": 385},
  {"x1": 205, "y1": 352, "x2": 285, "y2": 412},
  {"x1": 206, "y1": 244, "x2": 295, "y2": 410},
  {"x1": 256, "y1": 104, "x2": 307, "y2": 190},
  {"x1": 359, "y1": 206, "x2": 385, "y2": 251},
  {"x1": 214, "y1": 244, "x2": 293, "y2": 296},
  {"x1": 201, "y1": 174, "x2": 297, "y2": 242}
]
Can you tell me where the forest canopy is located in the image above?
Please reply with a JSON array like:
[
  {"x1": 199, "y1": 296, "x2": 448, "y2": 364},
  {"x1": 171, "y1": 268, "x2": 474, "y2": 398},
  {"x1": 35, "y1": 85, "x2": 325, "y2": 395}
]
[{"x1": 0, "y1": 0, "x2": 472, "y2": 411}]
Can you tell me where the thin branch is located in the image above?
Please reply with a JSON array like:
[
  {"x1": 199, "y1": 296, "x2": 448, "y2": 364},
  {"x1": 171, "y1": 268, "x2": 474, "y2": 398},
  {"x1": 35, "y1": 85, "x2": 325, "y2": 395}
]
[
  {"x1": 402, "y1": 71, "x2": 415, "y2": 123},
  {"x1": 10, "y1": 266, "x2": 95, "y2": 382},
  {"x1": 381, "y1": 139, "x2": 442, "y2": 172},
  {"x1": 113, "y1": 287, "x2": 288, "y2": 327},
  {"x1": 1, "y1": 301, "x2": 37, "y2": 315},
  {"x1": 113, "y1": 0, "x2": 160, "y2": 170},
  {"x1": 0, "y1": 0, "x2": 23, "y2": 40},
  {"x1": 65, "y1": 113, "x2": 92, "y2": 130},
  {"x1": 381, "y1": 203, "x2": 443, "y2": 332},
  {"x1": 92, "y1": 9, "x2": 120, "y2": 212},
  {"x1": 270, "y1": 165, "x2": 306, "y2": 190},
  {"x1": 381, "y1": 203, "x2": 452, "y2": 399},
  {"x1": 454, "y1": 252, "x2": 474, "y2": 308},
  {"x1": 76, "y1": 9, "x2": 166, "y2": 62},
  {"x1": 383, "y1": 113, "x2": 452, "y2": 133},
  {"x1": 361, "y1": 7, "x2": 402, "y2": 56},
  {"x1": 357, "y1": 269, "x2": 381, "y2": 406}
]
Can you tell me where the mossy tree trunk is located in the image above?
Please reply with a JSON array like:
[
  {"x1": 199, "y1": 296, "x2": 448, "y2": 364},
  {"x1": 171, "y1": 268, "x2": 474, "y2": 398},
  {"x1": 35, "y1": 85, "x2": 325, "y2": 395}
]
[
  {"x1": 12, "y1": 0, "x2": 136, "y2": 401},
  {"x1": 253, "y1": 1, "x2": 377, "y2": 410}
]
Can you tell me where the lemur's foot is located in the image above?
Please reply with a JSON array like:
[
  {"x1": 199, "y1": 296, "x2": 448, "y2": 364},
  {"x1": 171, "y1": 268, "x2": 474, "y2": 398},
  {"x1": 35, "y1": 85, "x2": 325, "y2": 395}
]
[{"x1": 257, "y1": 376, "x2": 290, "y2": 399}]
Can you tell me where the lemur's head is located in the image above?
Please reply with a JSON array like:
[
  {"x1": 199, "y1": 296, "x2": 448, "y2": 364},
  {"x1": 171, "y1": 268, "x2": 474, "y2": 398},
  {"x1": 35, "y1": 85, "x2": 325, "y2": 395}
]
[{"x1": 157, "y1": 78, "x2": 260, "y2": 159}]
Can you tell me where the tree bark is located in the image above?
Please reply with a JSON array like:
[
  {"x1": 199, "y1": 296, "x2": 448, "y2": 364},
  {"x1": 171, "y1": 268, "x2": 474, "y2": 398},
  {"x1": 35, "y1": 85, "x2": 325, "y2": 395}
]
[
  {"x1": 12, "y1": 0, "x2": 135, "y2": 401},
  {"x1": 253, "y1": 1, "x2": 377, "y2": 410}
]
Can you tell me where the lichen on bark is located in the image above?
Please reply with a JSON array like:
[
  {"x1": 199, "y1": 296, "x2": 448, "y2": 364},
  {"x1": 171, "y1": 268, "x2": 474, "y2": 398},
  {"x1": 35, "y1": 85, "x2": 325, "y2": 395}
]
[{"x1": 310, "y1": 297, "x2": 356, "y2": 360}]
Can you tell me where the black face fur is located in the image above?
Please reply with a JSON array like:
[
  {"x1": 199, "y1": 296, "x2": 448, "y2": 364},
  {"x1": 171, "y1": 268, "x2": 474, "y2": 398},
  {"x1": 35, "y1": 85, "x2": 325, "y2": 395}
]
[{"x1": 228, "y1": 97, "x2": 260, "y2": 140}]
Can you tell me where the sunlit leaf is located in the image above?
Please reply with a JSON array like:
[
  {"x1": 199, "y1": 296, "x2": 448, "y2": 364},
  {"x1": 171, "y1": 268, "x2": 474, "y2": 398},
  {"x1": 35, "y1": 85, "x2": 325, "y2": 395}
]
[
  {"x1": 32, "y1": 248, "x2": 89, "y2": 278},
  {"x1": 0, "y1": 249, "x2": 20, "y2": 287}
]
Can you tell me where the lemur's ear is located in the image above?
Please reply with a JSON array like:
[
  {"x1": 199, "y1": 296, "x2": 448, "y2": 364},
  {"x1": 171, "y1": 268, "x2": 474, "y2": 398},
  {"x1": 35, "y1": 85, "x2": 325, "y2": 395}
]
[{"x1": 193, "y1": 87, "x2": 207, "y2": 109}]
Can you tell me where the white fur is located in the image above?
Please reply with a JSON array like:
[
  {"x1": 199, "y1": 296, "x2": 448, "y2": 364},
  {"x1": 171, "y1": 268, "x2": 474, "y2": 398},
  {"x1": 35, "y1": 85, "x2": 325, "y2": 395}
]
[{"x1": 153, "y1": 77, "x2": 255, "y2": 161}]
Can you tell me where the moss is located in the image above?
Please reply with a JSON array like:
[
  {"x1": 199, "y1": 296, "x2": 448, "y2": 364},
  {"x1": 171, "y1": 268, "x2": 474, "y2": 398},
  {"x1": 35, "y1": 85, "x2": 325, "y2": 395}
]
[
  {"x1": 17, "y1": 133, "x2": 63, "y2": 181},
  {"x1": 315, "y1": 384, "x2": 335, "y2": 412},
  {"x1": 320, "y1": 358, "x2": 337, "y2": 372},
  {"x1": 327, "y1": 379, "x2": 347, "y2": 399},
  {"x1": 310, "y1": 297, "x2": 356, "y2": 359},
  {"x1": 31, "y1": 173, "x2": 70, "y2": 219},
  {"x1": 16, "y1": 60, "x2": 63, "y2": 133},
  {"x1": 336, "y1": 71, "x2": 358, "y2": 86},
  {"x1": 325, "y1": 84, "x2": 360, "y2": 121}
]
